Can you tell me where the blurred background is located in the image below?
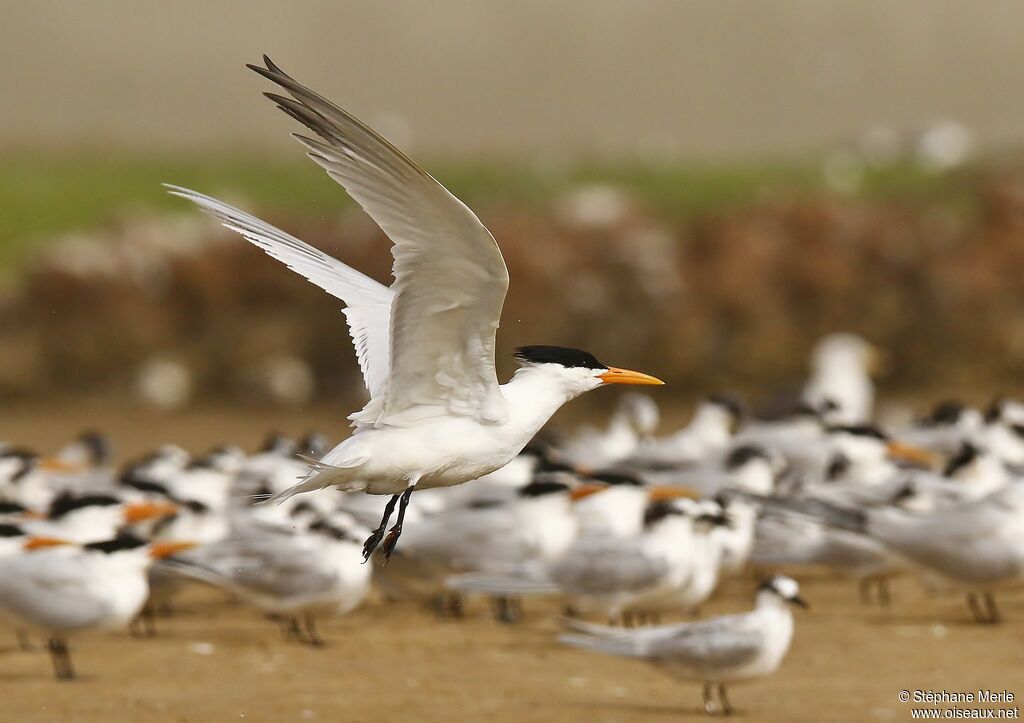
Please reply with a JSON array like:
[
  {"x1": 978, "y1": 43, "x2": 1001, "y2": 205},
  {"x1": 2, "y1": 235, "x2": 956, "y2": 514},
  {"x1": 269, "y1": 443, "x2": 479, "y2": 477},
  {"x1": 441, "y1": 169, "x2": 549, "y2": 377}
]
[
  {"x1": 4, "y1": 0, "x2": 1024, "y2": 433},
  {"x1": 5, "y1": 4, "x2": 1024, "y2": 722}
]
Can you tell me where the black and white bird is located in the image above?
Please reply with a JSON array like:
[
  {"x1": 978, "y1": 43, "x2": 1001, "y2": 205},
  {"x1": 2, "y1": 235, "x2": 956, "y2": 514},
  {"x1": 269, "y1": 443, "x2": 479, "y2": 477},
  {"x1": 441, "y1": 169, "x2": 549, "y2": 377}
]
[
  {"x1": 0, "y1": 534, "x2": 194, "y2": 679},
  {"x1": 168, "y1": 56, "x2": 662, "y2": 560}
]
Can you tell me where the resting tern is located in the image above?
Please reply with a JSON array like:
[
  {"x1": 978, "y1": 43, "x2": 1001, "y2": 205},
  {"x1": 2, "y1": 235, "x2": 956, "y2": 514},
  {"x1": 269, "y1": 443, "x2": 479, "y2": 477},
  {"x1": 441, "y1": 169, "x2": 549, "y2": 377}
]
[
  {"x1": 0, "y1": 534, "x2": 194, "y2": 679},
  {"x1": 161, "y1": 514, "x2": 371, "y2": 645},
  {"x1": 802, "y1": 333, "x2": 880, "y2": 423},
  {"x1": 617, "y1": 395, "x2": 742, "y2": 472},
  {"x1": 168, "y1": 56, "x2": 663, "y2": 560},
  {"x1": 559, "y1": 576, "x2": 807, "y2": 716}
]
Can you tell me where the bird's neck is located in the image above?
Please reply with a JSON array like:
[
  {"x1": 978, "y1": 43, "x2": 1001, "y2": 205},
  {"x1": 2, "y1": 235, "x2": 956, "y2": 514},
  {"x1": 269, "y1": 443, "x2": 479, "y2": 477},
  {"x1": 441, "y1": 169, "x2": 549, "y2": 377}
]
[{"x1": 500, "y1": 368, "x2": 595, "y2": 440}]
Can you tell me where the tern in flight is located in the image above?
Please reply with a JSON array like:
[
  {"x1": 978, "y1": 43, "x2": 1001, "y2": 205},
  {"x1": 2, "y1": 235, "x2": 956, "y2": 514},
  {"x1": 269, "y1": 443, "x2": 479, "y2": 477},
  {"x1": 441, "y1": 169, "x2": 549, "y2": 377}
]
[{"x1": 168, "y1": 56, "x2": 663, "y2": 560}]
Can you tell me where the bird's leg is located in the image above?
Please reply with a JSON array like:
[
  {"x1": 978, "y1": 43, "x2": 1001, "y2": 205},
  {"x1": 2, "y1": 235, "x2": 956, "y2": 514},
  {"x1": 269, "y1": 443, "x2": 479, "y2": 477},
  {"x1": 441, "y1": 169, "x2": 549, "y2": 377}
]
[
  {"x1": 362, "y1": 493, "x2": 401, "y2": 562},
  {"x1": 491, "y1": 595, "x2": 520, "y2": 623},
  {"x1": 702, "y1": 681, "x2": 716, "y2": 715},
  {"x1": 302, "y1": 614, "x2": 325, "y2": 647},
  {"x1": 982, "y1": 592, "x2": 1000, "y2": 624},
  {"x1": 877, "y1": 578, "x2": 891, "y2": 609},
  {"x1": 380, "y1": 484, "x2": 416, "y2": 560},
  {"x1": 48, "y1": 637, "x2": 74, "y2": 680},
  {"x1": 139, "y1": 604, "x2": 157, "y2": 637},
  {"x1": 718, "y1": 683, "x2": 733, "y2": 716},
  {"x1": 966, "y1": 592, "x2": 984, "y2": 623},
  {"x1": 282, "y1": 616, "x2": 304, "y2": 641}
]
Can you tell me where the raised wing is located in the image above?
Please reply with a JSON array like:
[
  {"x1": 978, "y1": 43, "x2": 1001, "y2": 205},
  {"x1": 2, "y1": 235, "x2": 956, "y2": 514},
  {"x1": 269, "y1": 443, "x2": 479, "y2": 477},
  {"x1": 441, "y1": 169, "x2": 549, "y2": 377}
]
[
  {"x1": 248, "y1": 56, "x2": 510, "y2": 427},
  {"x1": 166, "y1": 186, "x2": 393, "y2": 399}
]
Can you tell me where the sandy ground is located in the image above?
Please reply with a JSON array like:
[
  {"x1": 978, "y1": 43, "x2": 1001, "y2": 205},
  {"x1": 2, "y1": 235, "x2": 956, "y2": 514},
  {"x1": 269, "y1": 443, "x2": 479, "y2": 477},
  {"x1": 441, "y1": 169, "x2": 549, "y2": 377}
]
[
  {"x1": 2, "y1": 400, "x2": 1023, "y2": 722},
  {"x1": 1, "y1": 575, "x2": 1022, "y2": 723}
]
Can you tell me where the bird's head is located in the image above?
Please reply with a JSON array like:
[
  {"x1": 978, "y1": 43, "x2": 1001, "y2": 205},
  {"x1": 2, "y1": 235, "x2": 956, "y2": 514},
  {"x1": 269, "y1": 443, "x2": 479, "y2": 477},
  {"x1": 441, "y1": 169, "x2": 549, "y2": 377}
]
[
  {"x1": 513, "y1": 346, "x2": 663, "y2": 398},
  {"x1": 758, "y1": 575, "x2": 809, "y2": 609}
]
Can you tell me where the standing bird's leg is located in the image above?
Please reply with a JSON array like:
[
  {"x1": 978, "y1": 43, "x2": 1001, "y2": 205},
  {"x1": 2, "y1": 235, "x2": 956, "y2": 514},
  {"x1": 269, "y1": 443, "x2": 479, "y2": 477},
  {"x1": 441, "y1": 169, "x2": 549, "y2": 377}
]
[
  {"x1": 48, "y1": 637, "x2": 74, "y2": 680},
  {"x1": 982, "y1": 592, "x2": 1000, "y2": 624},
  {"x1": 877, "y1": 578, "x2": 891, "y2": 608},
  {"x1": 718, "y1": 683, "x2": 733, "y2": 716},
  {"x1": 966, "y1": 592, "x2": 985, "y2": 623},
  {"x1": 381, "y1": 483, "x2": 417, "y2": 560},
  {"x1": 15, "y1": 629, "x2": 34, "y2": 651},
  {"x1": 702, "y1": 681, "x2": 716, "y2": 715},
  {"x1": 302, "y1": 614, "x2": 325, "y2": 647},
  {"x1": 362, "y1": 493, "x2": 401, "y2": 561}
]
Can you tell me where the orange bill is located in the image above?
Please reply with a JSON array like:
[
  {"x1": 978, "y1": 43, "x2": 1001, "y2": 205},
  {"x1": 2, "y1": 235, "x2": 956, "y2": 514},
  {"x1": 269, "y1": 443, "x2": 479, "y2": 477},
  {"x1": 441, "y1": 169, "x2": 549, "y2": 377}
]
[
  {"x1": 124, "y1": 501, "x2": 179, "y2": 523},
  {"x1": 149, "y1": 541, "x2": 198, "y2": 559},
  {"x1": 37, "y1": 457, "x2": 80, "y2": 473},
  {"x1": 24, "y1": 536, "x2": 73, "y2": 551},
  {"x1": 569, "y1": 483, "x2": 608, "y2": 502},
  {"x1": 886, "y1": 441, "x2": 939, "y2": 469},
  {"x1": 647, "y1": 485, "x2": 701, "y2": 502},
  {"x1": 598, "y1": 367, "x2": 665, "y2": 386}
]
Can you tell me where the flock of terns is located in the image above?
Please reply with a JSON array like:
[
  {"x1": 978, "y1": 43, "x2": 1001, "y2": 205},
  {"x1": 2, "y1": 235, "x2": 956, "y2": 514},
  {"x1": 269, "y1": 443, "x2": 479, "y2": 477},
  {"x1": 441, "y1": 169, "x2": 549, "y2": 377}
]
[
  {"x1": 3, "y1": 56, "x2": 1023, "y2": 716},
  {"x1": 3, "y1": 333, "x2": 1022, "y2": 715}
]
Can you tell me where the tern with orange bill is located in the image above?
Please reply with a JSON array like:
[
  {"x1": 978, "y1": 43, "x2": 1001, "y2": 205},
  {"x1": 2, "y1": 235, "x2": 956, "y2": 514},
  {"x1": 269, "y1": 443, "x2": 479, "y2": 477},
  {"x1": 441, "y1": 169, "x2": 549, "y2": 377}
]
[
  {"x1": 168, "y1": 55, "x2": 663, "y2": 560},
  {"x1": 0, "y1": 533, "x2": 195, "y2": 679}
]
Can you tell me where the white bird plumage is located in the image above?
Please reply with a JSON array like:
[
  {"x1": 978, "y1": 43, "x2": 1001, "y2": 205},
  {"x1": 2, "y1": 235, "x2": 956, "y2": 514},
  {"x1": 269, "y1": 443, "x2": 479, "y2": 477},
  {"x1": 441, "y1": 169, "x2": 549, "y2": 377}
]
[{"x1": 167, "y1": 56, "x2": 662, "y2": 559}]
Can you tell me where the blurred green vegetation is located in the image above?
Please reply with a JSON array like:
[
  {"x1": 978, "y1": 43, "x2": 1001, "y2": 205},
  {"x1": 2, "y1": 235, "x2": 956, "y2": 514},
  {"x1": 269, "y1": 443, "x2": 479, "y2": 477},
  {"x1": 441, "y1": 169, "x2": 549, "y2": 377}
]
[{"x1": 0, "y1": 150, "x2": 960, "y2": 273}]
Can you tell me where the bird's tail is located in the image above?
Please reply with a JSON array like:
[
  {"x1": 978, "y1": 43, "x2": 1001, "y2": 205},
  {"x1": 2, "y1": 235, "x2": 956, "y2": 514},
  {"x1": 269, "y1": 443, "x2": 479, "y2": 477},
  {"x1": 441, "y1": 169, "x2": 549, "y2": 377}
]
[
  {"x1": 263, "y1": 456, "x2": 367, "y2": 506},
  {"x1": 558, "y1": 632, "x2": 642, "y2": 658},
  {"x1": 445, "y1": 570, "x2": 560, "y2": 596},
  {"x1": 743, "y1": 492, "x2": 868, "y2": 533},
  {"x1": 156, "y1": 557, "x2": 232, "y2": 590}
]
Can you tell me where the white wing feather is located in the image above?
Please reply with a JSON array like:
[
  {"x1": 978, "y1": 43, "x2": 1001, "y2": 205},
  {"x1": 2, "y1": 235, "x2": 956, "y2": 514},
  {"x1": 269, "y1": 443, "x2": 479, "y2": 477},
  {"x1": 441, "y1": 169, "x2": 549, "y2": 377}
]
[
  {"x1": 164, "y1": 186, "x2": 393, "y2": 400},
  {"x1": 247, "y1": 56, "x2": 510, "y2": 428}
]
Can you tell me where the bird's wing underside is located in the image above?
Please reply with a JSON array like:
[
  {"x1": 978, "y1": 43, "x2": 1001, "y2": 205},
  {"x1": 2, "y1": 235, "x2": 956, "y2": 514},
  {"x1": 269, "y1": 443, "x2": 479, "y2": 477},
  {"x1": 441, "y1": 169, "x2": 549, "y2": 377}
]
[{"x1": 166, "y1": 186, "x2": 393, "y2": 400}]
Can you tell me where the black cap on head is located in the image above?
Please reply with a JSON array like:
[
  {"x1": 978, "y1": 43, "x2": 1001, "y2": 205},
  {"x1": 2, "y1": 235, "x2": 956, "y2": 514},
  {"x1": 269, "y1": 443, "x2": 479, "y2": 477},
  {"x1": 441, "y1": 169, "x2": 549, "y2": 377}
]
[
  {"x1": 944, "y1": 443, "x2": 981, "y2": 477},
  {"x1": 586, "y1": 470, "x2": 644, "y2": 487},
  {"x1": 708, "y1": 393, "x2": 745, "y2": 421},
  {"x1": 77, "y1": 431, "x2": 112, "y2": 466},
  {"x1": 643, "y1": 500, "x2": 684, "y2": 527},
  {"x1": 514, "y1": 346, "x2": 606, "y2": 370},
  {"x1": 923, "y1": 401, "x2": 966, "y2": 427},
  {"x1": 725, "y1": 444, "x2": 770, "y2": 471},
  {"x1": 48, "y1": 493, "x2": 121, "y2": 520},
  {"x1": 984, "y1": 397, "x2": 1006, "y2": 424},
  {"x1": 827, "y1": 424, "x2": 889, "y2": 442},
  {"x1": 0, "y1": 500, "x2": 28, "y2": 515},
  {"x1": 120, "y1": 471, "x2": 172, "y2": 498},
  {"x1": 84, "y1": 532, "x2": 148, "y2": 554},
  {"x1": 518, "y1": 479, "x2": 571, "y2": 498}
]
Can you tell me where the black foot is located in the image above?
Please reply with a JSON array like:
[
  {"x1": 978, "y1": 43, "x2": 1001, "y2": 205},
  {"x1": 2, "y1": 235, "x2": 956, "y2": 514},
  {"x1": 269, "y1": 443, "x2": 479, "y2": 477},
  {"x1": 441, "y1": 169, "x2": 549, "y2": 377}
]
[
  {"x1": 380, "y1": 524, "x2": 403, "y2": 560},
  {"x1": 379, "y1": 485, "x2": 416, "y2": 561},
  {"x1": 362, "y1": 529, "x2": 386, "y2": 562},
  {"x1": 363, "y1": 493, "x2": 401, "y2": 562}
]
